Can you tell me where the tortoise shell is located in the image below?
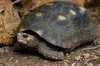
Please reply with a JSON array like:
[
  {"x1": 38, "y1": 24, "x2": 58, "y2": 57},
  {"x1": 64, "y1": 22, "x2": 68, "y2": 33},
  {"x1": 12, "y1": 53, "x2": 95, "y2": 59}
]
[{"x1": 19, "y1": 1, "x2": 98, "y2": 50}]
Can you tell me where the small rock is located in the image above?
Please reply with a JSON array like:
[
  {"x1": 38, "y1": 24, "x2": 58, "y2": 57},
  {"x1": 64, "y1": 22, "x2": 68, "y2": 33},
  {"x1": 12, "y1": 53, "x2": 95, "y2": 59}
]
[
  {"x1": 70, "y1": 52, "x2": 75, "y2": 54},
  {"x1": 64, "y1": 60, "x2": 69, "y2": 63},
  {"x1": 75, "y1": 56, "x2": 81, "y2": 61},
  {"x1": 87, "y1": 63, "x2": 93, "y2": 66},
  {"x1": 66, "y1": 53, "x2": 69, "y2": 56},
  {"x1": 44, "y1": 60, "x2": 47, "y2": 63},
  {"x1": 15, "y1": 60, "x2": 18, "y2": 63},
  {"x1": 43, "y1": 65, "x2": 47, "y2": 66},
  {"x1": 4, "y1": 47, "x2": 9, "y2": 53},
  {"x1": 0, "y1": 48, "x2": 4, "y2": 53},
  {"x1": 64, "y1": 62, "x2": 69, "y2": 66},
  {"x1": 83, "y1": 53, "x2": 90, "y2": 58}
]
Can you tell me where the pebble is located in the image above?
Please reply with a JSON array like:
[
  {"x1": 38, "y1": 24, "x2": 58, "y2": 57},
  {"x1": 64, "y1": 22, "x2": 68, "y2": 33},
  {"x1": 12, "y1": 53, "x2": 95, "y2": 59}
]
[
  {"x1": 75, "y1": 56, "x2": 81, "y2": 61},
  {"x1": 64, "y1": 62, "x2": 69, "y2": 66},
  {"x1": 43, "y1": 65, "x2": 47, "y2": 66},
  {"x1": 83, "y1": 53, "x2": 90, "y2": 58},
  {"x1": 0, "y1": 48, "x2": 4, "y2": 53},
  {"x1": 87, "y1": 63, "x2": 93, "y2": 66},
  {"x1": 0, "y1": 47, "x2": 10, "y2": 53},
  {"x1": 44, "y1": 60, "x2": 47, "y2": 63}
]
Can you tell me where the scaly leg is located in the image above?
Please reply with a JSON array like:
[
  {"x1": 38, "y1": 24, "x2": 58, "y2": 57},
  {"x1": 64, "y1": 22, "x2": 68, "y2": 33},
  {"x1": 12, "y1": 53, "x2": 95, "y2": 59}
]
[{"x1": 38, "y1": 44, "x2": 64, "y2": 60}]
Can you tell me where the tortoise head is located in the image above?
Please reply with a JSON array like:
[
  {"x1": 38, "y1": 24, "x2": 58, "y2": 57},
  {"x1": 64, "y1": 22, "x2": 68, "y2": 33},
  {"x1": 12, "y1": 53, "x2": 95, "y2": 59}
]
[{"x1": 17, "y1": 33, "x2": 34, "y2": 47}]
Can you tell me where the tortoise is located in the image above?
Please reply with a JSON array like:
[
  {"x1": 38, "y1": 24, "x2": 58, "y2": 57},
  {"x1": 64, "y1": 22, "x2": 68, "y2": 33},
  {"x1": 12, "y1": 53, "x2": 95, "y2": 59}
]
[{"x1": 15, "y1": 1, "x2": 99, "y2": 60}]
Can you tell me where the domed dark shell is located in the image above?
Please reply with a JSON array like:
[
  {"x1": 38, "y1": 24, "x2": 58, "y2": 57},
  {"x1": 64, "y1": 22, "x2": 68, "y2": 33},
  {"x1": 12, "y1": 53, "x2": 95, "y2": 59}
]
[{"x1": 20, "y1": 1, "x2": 98, "y2": 49}]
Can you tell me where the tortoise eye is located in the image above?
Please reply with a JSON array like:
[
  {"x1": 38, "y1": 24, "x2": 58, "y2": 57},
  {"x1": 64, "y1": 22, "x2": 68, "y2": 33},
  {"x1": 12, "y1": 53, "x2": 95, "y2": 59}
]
[{"x1": 22, "y1": 34, "x2": 28, "y2": 38}]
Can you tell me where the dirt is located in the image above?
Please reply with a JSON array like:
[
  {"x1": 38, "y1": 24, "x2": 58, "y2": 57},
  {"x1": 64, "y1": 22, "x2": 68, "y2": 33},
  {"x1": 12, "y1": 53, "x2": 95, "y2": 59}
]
[{"x1": 0, "y1": 43, "x2": 100, "y2": 66}]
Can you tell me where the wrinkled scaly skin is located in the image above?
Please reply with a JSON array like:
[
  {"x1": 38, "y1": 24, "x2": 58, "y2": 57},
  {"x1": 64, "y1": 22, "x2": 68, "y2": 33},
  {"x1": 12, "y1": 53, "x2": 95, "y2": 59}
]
[{"x1": 15, "y1": 1, "x2": 99, "y2": 60}]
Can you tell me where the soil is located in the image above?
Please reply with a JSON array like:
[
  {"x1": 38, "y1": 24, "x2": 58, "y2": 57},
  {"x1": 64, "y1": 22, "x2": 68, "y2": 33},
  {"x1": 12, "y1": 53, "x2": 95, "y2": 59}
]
[{"x1": 0, "y1": 43, "x2": 100, "y2": 66}]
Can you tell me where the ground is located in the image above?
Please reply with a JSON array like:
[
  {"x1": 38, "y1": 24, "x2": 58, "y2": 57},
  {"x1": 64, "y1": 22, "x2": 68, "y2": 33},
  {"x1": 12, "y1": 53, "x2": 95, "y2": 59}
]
[{"x1": 0, "y1": 43, "x2": 100, "y2": 66}]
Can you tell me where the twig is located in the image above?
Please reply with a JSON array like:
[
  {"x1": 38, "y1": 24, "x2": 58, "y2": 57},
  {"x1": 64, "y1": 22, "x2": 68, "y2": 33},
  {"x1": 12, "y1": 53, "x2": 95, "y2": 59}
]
[
  {"x1": 81, "y1": 45, "x2": 100, "y2": 51},
  {"x1": 71, "y1": 62, "x2": 77, "y2": 66},
  {"x1": 12, "y1": 0, "x2": 20, "y2": 5},
  {"x1": 84, "y1": 57, "x2": 100, "y2": 64}
]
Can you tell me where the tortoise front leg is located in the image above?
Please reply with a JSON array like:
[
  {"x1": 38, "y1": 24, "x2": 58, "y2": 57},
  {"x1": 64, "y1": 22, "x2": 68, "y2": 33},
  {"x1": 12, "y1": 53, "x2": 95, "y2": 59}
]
[{"x1": 38, "y1": 44, "x2": 64, "y2": 60}]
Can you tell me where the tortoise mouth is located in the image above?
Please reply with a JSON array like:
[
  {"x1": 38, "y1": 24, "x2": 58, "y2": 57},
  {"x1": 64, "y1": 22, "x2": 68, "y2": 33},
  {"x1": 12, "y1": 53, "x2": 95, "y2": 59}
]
[{"x1": 17, "y1": 40, "x2": 27, "y2": 45}]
